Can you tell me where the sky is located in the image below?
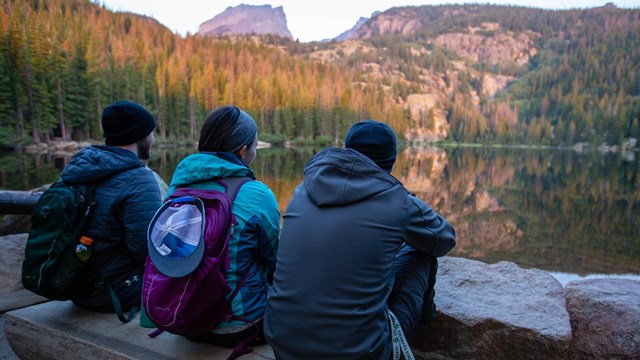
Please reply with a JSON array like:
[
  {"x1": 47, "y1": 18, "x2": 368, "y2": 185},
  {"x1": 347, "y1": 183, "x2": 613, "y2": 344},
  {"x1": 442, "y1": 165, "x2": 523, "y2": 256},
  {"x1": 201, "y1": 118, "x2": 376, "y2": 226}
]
[{"x1": 94, "y1": 0, "x2": 639, "y2": 42}]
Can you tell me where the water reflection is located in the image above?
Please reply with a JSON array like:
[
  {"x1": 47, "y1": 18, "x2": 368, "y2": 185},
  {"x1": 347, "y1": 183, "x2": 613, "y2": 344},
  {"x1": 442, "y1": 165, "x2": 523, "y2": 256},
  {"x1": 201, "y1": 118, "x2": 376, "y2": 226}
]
[
  {"x1": 1, "y1": 145, "x2": 638, "y2": 277},
  {"x1": 549, "y1": 272, "x2": 640, "y2": 286}
]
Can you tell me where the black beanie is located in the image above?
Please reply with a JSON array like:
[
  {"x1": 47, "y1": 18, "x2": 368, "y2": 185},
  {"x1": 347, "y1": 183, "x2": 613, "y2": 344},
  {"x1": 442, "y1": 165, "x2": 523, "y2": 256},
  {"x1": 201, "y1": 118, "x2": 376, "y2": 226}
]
[
  {"x1": 102, "y1": 101, "x2": 156, "y2": 146},
  {"x1": 345, "y1": 120, "x2": 397, "y2": 172}
]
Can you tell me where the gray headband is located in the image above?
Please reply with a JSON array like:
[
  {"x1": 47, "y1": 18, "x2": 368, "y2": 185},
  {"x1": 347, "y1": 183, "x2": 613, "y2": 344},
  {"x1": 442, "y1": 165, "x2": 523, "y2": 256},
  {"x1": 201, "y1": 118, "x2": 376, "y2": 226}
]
[{"x1": 226, "y1": 110, "x2": 258, "y2": 153}]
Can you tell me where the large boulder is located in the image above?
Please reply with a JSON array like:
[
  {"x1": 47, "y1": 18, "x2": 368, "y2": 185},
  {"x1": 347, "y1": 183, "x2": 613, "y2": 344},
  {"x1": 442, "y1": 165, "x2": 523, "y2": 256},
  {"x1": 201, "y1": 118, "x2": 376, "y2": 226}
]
[
  {"x1": 565, "y1": 278, "x2": 640, "y2": 359},
  {"x1": 411, "y1": 257, "x2": 571, "y2": 359}
]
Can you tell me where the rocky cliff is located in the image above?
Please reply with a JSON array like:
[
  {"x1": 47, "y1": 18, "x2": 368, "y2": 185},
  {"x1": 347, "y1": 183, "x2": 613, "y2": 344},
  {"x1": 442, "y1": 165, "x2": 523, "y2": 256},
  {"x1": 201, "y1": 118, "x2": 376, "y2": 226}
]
[
  {"x1": 355, "y1": 8, "x2": 426, "y2": 38},
  {"x1": 321, "y1": 9, "x2": 540, "y2": 142},
  {"x1": 198, "y1": 4, "x2": 292, "y2": 39},
  {"x1": 433, "y1": 23, "x2": 538, "y2": 66}
]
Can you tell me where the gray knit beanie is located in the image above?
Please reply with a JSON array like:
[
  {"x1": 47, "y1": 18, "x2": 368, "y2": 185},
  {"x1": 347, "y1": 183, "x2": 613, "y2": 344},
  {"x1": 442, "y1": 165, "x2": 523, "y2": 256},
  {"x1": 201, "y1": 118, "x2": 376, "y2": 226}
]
[
  {"x1": 226, "y1": 110, "x2": 258, "y2": 153},
  {"x1": 198, "y1": 106, "x2": 258, "y2": 153}
]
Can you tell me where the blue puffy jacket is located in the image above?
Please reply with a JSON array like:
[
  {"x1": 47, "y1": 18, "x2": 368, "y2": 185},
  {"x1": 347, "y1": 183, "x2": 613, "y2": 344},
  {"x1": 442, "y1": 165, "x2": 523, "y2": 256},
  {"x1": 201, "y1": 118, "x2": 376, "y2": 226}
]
[
  {"x1": 168, "y1": 152, "x2": 280, "y2": 330},
  {"x1": 60, "y1": 145, "x2": 162, "y2": 311}
]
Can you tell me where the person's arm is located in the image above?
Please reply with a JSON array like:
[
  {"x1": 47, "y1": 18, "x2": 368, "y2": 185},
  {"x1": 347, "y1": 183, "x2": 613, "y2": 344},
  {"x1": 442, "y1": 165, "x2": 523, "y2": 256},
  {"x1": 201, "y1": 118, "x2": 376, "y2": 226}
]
[
  {"x1": 120, "y1": 169, "x2": 163, "y2": 264},
  {"x1": 404, "y1": 194, "x2": 456, "y2": 257},
  {"x1": 255, "y1": 186, "x2": 281, "y2": 283}
]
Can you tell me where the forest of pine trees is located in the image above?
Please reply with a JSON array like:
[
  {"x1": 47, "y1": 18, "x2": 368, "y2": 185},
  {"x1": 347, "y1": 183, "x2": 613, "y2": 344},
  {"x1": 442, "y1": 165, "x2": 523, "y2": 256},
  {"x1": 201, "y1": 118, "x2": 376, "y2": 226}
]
[
  {"x1": 0, "y1": 0, "x2": 406, "y2": 148},
  {"x1": 1, "y1": 0, "x2": 639, "y2": 148}
]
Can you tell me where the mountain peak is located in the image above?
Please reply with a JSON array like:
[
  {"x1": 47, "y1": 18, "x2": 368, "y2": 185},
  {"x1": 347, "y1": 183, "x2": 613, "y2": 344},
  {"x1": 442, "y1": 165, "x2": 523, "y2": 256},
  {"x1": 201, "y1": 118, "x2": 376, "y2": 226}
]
[
  {"x1": 334, "y1": 12, "x2": 380, "y2": 42},
  {"x1": 198, "y1": 4, "x2": 293, "y2": 39}
]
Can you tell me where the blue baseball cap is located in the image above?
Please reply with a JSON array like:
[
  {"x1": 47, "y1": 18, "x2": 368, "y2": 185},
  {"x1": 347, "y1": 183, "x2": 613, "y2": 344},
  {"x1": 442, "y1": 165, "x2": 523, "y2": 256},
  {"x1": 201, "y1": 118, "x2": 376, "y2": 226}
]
[{"x1": 147, "y1": 196, "x2": 205, "y2": 278}]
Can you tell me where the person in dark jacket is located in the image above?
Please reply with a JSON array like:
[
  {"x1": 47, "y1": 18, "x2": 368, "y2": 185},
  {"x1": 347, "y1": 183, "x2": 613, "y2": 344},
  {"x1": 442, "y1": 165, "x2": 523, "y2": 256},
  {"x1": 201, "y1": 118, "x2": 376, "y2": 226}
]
[
  {"x1": 264, "y1": 120, "x2": 456, "y2": 360},
  {"x1": 60, "y1": 100, "x2": 162, "y2": 313}
]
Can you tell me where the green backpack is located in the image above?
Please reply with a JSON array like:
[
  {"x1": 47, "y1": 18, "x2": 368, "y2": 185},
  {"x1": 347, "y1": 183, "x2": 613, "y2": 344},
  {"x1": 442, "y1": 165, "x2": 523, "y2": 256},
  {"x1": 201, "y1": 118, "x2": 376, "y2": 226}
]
[{"x1": 21, "y1": 180, "x2": 96, "y2": 300}]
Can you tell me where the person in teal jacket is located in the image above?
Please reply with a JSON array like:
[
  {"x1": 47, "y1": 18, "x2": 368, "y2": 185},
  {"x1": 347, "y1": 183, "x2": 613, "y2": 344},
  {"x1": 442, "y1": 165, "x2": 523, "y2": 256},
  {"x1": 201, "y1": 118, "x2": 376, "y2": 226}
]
[{"x1": 167, "y1": 106, "x2": 280, "y2": 350}]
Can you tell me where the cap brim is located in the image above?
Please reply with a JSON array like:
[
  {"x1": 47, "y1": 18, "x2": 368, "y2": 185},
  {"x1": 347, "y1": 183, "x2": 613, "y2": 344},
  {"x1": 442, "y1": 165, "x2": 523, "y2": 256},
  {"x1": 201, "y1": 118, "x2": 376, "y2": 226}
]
[{"x1": 147, "y1": 199, "x2": 205, "y2": 278}]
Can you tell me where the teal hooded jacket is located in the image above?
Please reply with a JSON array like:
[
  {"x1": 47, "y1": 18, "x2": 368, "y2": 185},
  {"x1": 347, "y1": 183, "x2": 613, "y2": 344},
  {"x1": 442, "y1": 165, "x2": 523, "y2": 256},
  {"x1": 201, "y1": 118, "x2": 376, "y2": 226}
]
[{"x1": 168, "y1": 152, "x2": 280, "y2": 329}]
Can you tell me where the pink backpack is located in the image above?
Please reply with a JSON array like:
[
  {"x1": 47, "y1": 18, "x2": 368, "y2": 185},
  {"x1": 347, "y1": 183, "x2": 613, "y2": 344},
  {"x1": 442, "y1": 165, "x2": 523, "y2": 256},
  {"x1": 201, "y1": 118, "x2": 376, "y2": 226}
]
[{"x1": 142, "y1": 177, "x2": 250, "y2": 337}]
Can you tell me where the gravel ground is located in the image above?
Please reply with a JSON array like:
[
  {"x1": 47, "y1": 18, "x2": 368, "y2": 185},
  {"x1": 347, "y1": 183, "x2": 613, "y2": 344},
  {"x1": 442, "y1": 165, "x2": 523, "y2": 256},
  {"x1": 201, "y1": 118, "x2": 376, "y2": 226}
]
[{"x1": 0, "y1": 315, "x2": 19, "y2": 360}]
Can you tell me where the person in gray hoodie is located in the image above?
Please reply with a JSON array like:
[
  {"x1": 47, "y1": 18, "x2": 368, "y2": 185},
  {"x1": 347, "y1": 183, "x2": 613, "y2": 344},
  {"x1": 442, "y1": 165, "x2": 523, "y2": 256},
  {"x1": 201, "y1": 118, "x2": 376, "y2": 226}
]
[
  {"x1": 60, "y1": 101, "x2": 162, "y2": 314},
  {"x1": 264, "y1": 120, "x2": 456, "y2": 360}
]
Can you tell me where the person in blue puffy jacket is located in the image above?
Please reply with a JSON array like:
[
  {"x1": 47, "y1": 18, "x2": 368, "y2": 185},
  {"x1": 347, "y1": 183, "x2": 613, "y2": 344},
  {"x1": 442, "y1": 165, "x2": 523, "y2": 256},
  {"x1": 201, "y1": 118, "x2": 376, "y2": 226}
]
[
  {"x1": 265, "y1": 120, "x2": 456, "y2": 360},
  {"x1": 61, "y1": 101, "x2": 162, "y2": 313}
]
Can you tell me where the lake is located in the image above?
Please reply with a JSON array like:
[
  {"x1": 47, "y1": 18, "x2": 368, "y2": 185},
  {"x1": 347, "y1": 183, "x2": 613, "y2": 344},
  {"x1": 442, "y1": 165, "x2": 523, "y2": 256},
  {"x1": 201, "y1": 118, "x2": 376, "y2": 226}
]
[{"x1": 1, "y1": 145, "x2": 639, "y2": 284}]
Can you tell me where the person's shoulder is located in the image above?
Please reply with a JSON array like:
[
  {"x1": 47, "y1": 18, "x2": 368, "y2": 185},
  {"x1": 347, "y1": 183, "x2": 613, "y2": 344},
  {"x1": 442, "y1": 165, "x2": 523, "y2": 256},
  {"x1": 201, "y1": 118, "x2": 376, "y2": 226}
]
[
  {"x1": 402, "y1": 188, "x2": 431, "y2": 208},
  {"x1": 90, "y1": 146, "x2": 146, "y2": 173},
  {"x1": 109, "y1": 165, "x2": 157, "y2": 189},
  {"x1": 234, "y1": 180, "x2": 278, "y2": 212},
  {"x1": 236, "y1": 180, "x2": 280, "y2": 221},
  {"x1": 114, "y1": 162, "x2": 149, "y2": 175},
  {"x1": 239, "y1": 179, "x2": 275, "y2": 197}
]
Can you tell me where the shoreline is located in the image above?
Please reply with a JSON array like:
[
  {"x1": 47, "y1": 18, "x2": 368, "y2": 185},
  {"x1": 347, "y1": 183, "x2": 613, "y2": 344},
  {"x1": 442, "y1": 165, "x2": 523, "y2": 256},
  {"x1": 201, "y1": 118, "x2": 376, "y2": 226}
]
[{"x1": 2, "y1": 138, "x2": 638, "y2": 155}]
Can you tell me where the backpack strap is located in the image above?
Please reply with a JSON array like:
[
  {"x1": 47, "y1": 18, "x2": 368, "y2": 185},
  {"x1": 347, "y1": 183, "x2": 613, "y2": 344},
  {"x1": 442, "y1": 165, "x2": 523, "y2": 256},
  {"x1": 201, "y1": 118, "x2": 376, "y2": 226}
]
[
  {"x1": 94, "y1": 277, "x2": 138, "y2": 324},
  {"x1": 217, "y1": 176, "x2": 253, "y2": 303},
  {"x1": 226, "y1": 324, "x2": 259, "y2": 360},
  {"x1": 108, "y1": 285, "x2": 138, "y2": 323},
  {"x1": 216, "y1": 177, "x2": 256, "y2": 325},
  {"x1": 224, "y1": 269, "x2": 252, "y2": 323},
  {"x1": 216, "y1": 176, "x2": 252, "y2": 201}
]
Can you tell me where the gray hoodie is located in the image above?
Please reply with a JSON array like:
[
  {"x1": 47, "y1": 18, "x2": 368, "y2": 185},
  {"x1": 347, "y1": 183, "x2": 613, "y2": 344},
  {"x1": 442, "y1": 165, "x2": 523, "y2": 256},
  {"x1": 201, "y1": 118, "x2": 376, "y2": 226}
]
[{"x1": 265, "y1": 147, "x2": 455, "y2": 360}]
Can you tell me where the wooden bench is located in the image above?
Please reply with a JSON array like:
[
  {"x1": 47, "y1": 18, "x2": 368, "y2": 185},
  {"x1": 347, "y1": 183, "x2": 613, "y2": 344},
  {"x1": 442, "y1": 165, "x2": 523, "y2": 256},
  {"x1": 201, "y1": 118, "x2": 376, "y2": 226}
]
[
  {"x1": 0, "y1": 233, "x2": 48, "y2": 314},
  {"x1": 4, "y1": 301, "x2": 275, "y2": 360},
  {"x1": 0, "y1": 290, "x2": 47, "y2": 314}
]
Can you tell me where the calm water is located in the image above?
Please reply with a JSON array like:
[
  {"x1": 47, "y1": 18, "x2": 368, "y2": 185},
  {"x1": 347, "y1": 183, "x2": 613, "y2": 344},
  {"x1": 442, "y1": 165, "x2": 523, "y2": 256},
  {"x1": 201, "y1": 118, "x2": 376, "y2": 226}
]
[{"x1": 1, "y1": 145, "x2": 639, "y2": 283}]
